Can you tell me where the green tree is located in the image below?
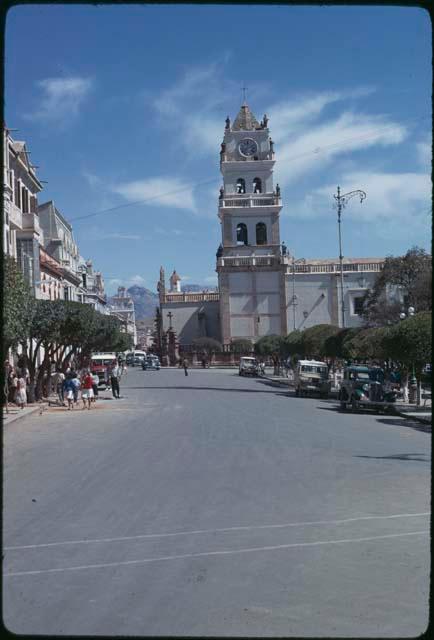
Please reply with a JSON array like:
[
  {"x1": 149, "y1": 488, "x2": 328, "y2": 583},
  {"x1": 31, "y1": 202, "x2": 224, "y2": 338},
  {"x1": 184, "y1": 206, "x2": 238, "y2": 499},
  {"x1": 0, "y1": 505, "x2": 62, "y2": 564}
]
[
  {"x1": 282, "y1": 331, "x2": 304, "y2": 358},
  {"x1": 382, "y1": 312, "x2": 431, "y2": 374},
  {"x1": 231, "y1": 338, "x2": 253, "y2": 354},
  {"x1": 361, "y1": 247, "x2": 432, "y2": 327},
  {"x1": 3, "y1": 255, "x2": 34, "y2": 353},
  {"x1": 300, "y1": 324, "x2": 340, "y2": 359},
  {"x1": 254, "y1": 335, "x2": 282, "y2": 356},
  {"x1": 342, "y1": 326, "x2": 391, "y2": 362}
]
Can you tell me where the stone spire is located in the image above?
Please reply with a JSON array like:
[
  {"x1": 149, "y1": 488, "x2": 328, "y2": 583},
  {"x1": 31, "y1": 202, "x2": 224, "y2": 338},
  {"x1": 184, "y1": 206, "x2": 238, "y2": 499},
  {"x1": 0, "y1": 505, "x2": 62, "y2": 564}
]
[
  {"x1": 232, "y1": 103, "x2": 261, "y2": 131},
  {"x1": 169, "y1": 269, "x2": 181, "y2": 293}
]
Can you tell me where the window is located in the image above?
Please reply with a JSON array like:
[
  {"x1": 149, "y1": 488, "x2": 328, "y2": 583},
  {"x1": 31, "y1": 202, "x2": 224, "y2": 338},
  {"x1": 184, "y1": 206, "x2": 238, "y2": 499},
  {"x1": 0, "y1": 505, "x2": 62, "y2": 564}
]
[
  {"x1": 14, "y1": 179, "x2": 21, "y2": 208},
  {"x1": 21, "y1": 186, "x2": 29, "y2": 213},
  {"x1": 82, "y1": 273, "x2": 87, "y2": 288},
  {"x1": 236, "y1": 178, "x2": 246, "y2": 194},
  {"x1": 353, "y1": 297, "x2": 364, "y2": 315},
  {"x1": 256, "y1": 222, "x2": 267, "y2": 245},
  {"x1": 236, "y1": 223, "x2": 248, "y2": 245},
  {"x1": 64, "y1": 286, "x2": 69, "y2": 301},
  {"x1": 253, "y1": 178, "x2": 262, "y2": 194}
]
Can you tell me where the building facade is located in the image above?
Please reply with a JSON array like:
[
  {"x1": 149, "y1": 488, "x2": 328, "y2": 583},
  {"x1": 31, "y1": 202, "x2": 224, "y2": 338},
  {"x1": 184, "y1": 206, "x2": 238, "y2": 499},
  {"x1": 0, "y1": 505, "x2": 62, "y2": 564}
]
[
  {"x1": 157, "y1": 102, "x2": 385, "y2": 347},
  {"x1": 77, "y1": 257, "x2": 107, "y2": 313},
  {"x1": 3, "y1": 128, "x2": 45, "y2": 296},
  {"x1": 108, "y1": 286, "x2": 137, "y2": 346}
]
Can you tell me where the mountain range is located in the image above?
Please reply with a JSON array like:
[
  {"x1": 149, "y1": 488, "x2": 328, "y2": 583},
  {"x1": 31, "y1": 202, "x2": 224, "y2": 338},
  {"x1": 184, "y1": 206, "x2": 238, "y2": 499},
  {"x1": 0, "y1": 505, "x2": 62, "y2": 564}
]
[{"x1": 108, "y1": 284, "x2": 209, "y2": 320}]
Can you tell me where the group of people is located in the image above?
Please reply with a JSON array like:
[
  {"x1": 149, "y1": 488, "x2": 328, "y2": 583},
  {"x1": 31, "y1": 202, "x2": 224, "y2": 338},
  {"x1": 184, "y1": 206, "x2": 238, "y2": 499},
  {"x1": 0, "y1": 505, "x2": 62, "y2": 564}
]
[
  {"x1": 3, "y1": 359, "x2": 125, "y2": 412},
  {"x1": 4, "y1": 361, "x2": 29, "y2": 409}
]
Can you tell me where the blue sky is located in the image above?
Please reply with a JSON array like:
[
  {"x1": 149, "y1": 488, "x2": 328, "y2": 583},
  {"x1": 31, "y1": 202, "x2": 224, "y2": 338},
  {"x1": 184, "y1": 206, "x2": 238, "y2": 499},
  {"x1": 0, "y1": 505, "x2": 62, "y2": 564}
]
[{"x1": 6, "y1": 4, "x2": 432, "y2": 294}]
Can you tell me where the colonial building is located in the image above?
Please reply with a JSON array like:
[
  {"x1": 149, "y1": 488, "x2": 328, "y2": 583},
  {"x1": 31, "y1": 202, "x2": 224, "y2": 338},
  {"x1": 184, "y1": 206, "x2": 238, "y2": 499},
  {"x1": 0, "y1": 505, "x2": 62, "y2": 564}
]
[
  {"x1": 158, "y1": 101, "x2": 385, "y2": 347},
  {"x1": 108, "y1": 286, "x2": 137, "y2": 346},
  {"x1": 38, "y1": 200, "x2": 82, "y2": 301},
  {"x1": 3, "y1": 128, "x2": 45, "y2": 296},
  {"x1": 77, "y1": 257, "x2": 107, "y2": 313}
]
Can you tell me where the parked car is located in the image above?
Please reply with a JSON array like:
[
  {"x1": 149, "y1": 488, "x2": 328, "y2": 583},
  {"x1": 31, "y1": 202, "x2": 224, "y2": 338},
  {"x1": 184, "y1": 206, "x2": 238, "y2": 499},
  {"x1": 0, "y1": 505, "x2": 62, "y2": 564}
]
[
  {"x1": 142, "y1": 355, "x2": 161, "y2": 370},
  {"x1": 90, "y1": 353, "x2": 117, "y2": 386},
  {"x1": 239, "y1": 356, "x2": 259, "y2": 376},
  {"x1": 338, "y1": 365, "x2": 396, "y2": 412},
  {"x1": 127, "y1": 350, "x2": 146, "y2": 367},
  {"x1": 294, "y1": 359, "x2": 330, "y2": 398}
]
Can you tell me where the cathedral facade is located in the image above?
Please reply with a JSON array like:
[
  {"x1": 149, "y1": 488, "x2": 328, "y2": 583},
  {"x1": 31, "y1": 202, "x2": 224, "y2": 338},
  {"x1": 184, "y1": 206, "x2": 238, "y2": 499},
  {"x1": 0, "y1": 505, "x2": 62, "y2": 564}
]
[{"x1": 158, "y1": 102, "x2": 384, "y2": 346}]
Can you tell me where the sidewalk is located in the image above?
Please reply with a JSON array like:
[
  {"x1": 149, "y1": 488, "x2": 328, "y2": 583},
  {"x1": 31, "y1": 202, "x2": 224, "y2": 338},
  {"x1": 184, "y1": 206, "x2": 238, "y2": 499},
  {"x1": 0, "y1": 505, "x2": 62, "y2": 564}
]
[{"x1": 2, "y1": 403, "x2": 46, "y2": 426}]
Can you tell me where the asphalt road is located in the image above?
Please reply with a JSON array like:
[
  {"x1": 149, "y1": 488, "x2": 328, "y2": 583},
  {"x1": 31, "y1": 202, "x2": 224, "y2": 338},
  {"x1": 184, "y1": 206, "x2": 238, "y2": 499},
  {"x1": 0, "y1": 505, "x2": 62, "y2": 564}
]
[{"x1": 3, "y1": 367, "x2": 430, "y2": 636}]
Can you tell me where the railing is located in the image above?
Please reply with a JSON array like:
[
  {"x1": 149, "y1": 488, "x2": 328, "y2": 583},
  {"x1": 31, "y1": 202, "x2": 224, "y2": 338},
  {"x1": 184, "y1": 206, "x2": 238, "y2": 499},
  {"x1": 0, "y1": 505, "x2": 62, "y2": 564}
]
[
  {"x1": 217, "y1": 255, "x2": 279, "y2": 268},
  {"x1": 164, "y1": 292, "x2": 220, "y2": 303},
  {"x1": 221, "y1": 195, "x2": 281, "y2": 208},
  {"x1": 293, "y1": 262, "x2": 384, "y2": 274}
]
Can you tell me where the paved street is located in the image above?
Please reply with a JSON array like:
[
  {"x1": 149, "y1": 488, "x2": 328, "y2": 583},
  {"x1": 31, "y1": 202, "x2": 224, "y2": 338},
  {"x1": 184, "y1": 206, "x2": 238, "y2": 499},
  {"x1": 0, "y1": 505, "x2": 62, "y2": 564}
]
[{"x1": 3, "y1": 367, "x2": 430, "y2": 636}]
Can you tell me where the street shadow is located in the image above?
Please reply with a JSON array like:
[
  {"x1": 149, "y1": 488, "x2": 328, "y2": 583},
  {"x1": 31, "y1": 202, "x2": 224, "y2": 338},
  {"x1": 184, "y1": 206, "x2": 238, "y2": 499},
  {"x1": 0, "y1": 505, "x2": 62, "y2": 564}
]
[
  {"x1": 355, "y1": 453, "x2": 429, "y2": 462},
  {"x1": 375, "y1": 417, "x2": 431, "y2": 434},
  {"x1": 125, "y1": 386, "x2": 278, "y2": 394}
]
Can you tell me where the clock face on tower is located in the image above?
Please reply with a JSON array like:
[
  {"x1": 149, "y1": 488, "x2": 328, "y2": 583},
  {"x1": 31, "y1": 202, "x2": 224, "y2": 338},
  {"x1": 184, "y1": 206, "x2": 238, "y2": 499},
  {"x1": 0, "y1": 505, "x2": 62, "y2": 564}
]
[{"x1": 238, "y1": 138, "x2": 258, "y2": 157}]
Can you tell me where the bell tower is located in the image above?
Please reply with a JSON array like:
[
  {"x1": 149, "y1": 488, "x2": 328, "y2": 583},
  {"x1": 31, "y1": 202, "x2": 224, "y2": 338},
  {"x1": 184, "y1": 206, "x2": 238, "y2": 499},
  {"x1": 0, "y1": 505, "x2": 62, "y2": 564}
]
[{"x1": 216, "y1": 102, "x2": 288, "y2": 343}]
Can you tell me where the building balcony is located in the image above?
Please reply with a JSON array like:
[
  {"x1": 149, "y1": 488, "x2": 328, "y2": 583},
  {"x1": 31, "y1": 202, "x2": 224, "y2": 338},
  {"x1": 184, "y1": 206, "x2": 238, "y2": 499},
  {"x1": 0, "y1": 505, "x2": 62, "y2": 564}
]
[
  {"x1": 219, "y1": 194, "x2": 282, "y2": 209},
  {"x1": 5, "y1": 200, "x2": 23, "y2": 230},
  {"x1": 22, "y1": 212, "x2": 41, "y2": 235},
  {"x1": 217, "y1": 255, "x2": 281, "y2": 268},
  {"x1": 290, "y1": 261, "x2": 384, "y2": 274}
]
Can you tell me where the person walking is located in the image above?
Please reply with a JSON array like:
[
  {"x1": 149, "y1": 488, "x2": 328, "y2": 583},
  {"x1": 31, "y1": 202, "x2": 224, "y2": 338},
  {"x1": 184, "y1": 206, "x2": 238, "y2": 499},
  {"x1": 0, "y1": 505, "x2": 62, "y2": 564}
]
[
  {"x1": 104, "y1": 365, "x2": 110, "y2": 391},
  {"x1": 110, "y1": 363, "x2": 121, "y2": 399},
  {"x1": 182, "y1": 358, "x2": 189, "y2": 376},
  {"x1": 71, "y1": 371, "x2": 80, "y2": 406},
  {"x1": 63, "y1": 375, "x2": 75, "y2": 410},
  {"x1": 91, "y1": 372, "x2": 99, "y2": 402},
  {"x1": 80, "y1": 370, "x2": 94, "y2": 409},
  {"x1": 15, "y1": 371, "x2": 27, "y2": 409}
]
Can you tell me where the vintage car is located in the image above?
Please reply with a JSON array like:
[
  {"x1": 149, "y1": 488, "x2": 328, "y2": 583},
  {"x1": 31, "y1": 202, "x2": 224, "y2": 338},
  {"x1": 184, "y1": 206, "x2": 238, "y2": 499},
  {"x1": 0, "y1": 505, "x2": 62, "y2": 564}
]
[
  {"x1": 142, "y1": 355, "x2": 161, "y2": 370},
  {"x1": 294, "y1": 360, "x2": 330, "y2": 398},
  {"x1": 338, "y1": 365, "x2": 396, "y2": 412},
  {"x1": 90, "y1": 353, "x2": 117, "y2": 386},
  {"x1": 239, "y1": 356, "x2": 259, "y2": 376}
]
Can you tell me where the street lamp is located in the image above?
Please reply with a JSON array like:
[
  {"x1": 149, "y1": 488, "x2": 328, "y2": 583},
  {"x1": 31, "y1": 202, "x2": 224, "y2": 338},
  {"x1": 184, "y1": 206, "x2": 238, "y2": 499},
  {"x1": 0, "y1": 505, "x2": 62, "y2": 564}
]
[
  {"x1": 291, "y1": 257, "x2": 306, "y2": 331},
  {"x1": 333, "y1": 186, "x2": 366, "y2": 328},
  {"x1": 399, "y1": 306, "x2": 416, "y2": 403}
]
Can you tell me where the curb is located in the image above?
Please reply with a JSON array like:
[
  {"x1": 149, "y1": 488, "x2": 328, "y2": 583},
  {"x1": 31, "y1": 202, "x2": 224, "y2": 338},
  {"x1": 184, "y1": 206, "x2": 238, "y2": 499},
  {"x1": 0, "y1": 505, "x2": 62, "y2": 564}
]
[
  {"x1": 394, "y1": 409, "x2": 431, "y2": 425},
  {"x1": 3, "y1": 404, "x2": 45, "y2": 426}
]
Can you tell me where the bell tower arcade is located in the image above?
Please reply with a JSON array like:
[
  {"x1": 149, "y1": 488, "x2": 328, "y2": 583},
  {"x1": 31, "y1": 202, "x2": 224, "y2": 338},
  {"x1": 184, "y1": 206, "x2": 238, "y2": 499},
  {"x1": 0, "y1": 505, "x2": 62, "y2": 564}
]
[{"x1": 216, "y1": 102, "x2": 288, "y2": 343}]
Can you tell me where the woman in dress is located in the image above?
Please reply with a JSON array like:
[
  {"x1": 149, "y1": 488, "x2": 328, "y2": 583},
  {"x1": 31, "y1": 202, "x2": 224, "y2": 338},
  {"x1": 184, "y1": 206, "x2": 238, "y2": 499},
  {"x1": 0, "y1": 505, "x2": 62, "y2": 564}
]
[{"x1": 15, "y1": 371, "x2": 27, "y2": 409}]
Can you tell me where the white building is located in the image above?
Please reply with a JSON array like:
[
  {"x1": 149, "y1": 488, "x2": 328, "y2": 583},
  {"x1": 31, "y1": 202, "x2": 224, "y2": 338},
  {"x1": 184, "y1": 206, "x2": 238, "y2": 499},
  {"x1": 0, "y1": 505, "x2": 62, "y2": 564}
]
[
  {"x1": 158, "y1": 102, "x2": 384, "y2": 345},
  {"x1": 108, "y1": 286, "x2": 137, "y2": 346},
  {"x1": 77, "y1": 257, "x2": 107, "y2": 313},
  {"x1": 3, "y1": 128, "x2": 45, "y2": 296},
  {"x1": 37, "y1": 200, "x2": 82, "y2": 301}
]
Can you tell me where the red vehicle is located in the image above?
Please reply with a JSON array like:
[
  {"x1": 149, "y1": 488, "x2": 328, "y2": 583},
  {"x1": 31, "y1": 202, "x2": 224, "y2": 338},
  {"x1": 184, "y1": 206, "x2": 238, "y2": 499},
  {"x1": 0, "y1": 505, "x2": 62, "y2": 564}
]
[{"x1": 90, "y1": 353, "x2": 117, "y2": 386}]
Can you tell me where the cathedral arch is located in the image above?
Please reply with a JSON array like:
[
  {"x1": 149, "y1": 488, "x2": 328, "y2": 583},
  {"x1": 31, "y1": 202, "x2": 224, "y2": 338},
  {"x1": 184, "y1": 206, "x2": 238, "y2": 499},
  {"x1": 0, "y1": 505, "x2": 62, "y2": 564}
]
[
  {"x1": 256, "y1": 222, "x2": 267, "y2": 245},
  {"x1": 236, "y1": 223, "x2": 248, "y2": 245},
  {"x1": 253, "y1": 177, "x2": 262, "y2": 194},
  {"x1": 236, "y1": 178, "x2": 246, "y2": 194}
]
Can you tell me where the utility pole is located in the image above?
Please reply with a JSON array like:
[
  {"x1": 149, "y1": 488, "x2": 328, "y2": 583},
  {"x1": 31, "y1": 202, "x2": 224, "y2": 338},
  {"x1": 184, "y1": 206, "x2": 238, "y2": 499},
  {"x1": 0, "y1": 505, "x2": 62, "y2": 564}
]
[
  {"x1": 333, "y1": 186, "x2": 366, "y2": 328},
  {"x1": 291, "y1": 256, "x2": 306, "y2": 331}
]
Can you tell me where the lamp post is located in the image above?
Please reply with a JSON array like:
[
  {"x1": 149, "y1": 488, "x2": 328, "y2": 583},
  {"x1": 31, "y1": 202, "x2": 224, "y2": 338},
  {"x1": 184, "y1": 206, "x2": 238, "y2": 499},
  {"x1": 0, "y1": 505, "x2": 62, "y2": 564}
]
[
  {"x1": 291, "y1": 257, "x2": 306, "y2": 331},
  {"x1": 333, "y1": 186, "x2": 366, "y2": 328},
  {"x1": 399, "y1": 306, "x2": 417, "y2": 403}
]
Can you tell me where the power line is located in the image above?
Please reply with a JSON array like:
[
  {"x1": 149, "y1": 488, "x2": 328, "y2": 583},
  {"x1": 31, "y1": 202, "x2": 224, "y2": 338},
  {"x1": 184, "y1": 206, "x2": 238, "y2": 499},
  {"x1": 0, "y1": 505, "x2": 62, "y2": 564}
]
[{"x1": 68, "y1": 113, "x2": 430, "y2": 225}]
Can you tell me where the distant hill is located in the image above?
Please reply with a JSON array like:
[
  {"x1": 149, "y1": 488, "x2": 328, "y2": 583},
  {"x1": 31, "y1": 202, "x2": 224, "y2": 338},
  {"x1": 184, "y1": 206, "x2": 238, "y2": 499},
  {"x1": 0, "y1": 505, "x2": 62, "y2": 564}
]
[
  {"x1": 107, "y1": 285, "x2": 159, "y2": 321},
  {"x1": 127, "y1": 285, "x2": 159, "y2": 320}
]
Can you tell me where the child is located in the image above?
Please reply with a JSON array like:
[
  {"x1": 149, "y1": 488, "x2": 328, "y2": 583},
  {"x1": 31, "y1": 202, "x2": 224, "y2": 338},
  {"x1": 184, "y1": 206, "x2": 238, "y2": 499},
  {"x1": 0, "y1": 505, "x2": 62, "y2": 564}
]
[
  {"x1": 80, "y1": 370, "x2": 94, "y2": 410},
  {"x1": 63, "y1": 376, "x2": 75, "y2": 410}
]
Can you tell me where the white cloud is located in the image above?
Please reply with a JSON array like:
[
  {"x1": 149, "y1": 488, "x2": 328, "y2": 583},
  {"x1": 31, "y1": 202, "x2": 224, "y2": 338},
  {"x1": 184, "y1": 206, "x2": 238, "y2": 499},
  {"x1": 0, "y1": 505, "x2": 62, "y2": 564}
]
[
  {"x1": 129, "y1": 275, "x2": 146, "y2": 285},
  {"x1": 24, "y1": 76, "x2": 93, "y2": 123},
  {"x1": 416, "y1": 135, "x2": 431, "y2": 169},
  {"x1": 112, "y1": 177, "x2": 196, "y2": 213},
  {"x1": 82, "y1": 169, "x2": 102, "y2": 189},
  {"x1": 102, "y1": 233, "x2": 142, "y2": 240},
  {"x1": 275, "y1": 110, "x2": 408, "y2": 187},
  {"x1": 289, "y1": 170, "x2": 431, "y2": 225}
]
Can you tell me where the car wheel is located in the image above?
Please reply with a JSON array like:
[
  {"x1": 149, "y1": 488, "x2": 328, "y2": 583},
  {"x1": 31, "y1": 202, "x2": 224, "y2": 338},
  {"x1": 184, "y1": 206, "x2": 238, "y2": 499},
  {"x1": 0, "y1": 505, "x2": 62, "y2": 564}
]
[
  {"x1": 340, "y1": 401, "x2": 347, "y2": 411},
  {"x1": 351, "y1": 396, "x2": 358, "y2": 412},
  {"x1": 295, "y1": 387, "x2": 299, "y2": 397}
]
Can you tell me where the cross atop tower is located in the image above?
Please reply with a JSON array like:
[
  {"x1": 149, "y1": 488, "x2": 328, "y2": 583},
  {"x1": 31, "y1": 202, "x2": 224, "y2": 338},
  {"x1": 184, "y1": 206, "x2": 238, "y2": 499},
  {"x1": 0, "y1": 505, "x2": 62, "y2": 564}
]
[{"x1": 241, "y1": 83, "x2": 248, "y2": 105}]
